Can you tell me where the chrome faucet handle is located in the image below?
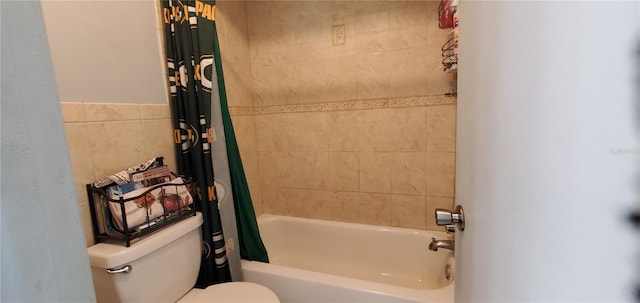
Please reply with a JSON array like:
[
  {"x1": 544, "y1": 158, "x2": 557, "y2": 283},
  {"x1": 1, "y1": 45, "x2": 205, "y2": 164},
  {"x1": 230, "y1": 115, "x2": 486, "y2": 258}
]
[{"x1": 434, "y1": 205, "x2": 465, "y2": 231}]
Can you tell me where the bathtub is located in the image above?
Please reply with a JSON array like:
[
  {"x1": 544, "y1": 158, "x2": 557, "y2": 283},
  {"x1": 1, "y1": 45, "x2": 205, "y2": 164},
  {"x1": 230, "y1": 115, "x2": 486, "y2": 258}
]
[{"x1": 241, "y1": 215, "x2": 454, "y2": 303}]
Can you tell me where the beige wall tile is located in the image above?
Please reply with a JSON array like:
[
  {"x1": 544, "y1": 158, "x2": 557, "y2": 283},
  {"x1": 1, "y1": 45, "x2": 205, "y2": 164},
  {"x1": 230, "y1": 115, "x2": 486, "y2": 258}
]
[
  {"x1": 231, "y1": 115, "x2": 257, "y2": 153},
  {"x1": 217, "y1": 1, "x2": 250, "y2": 62},
  {"x1": 262, "y1": 189, "x2": 287, "y2": 215},
  {"x1": 328, "y1": 191, "x2": 361, "y2": 223},
  {"x1": 271, "y1": 64, "x2": 298, "y2": 106},
  {"x1": 246, "y1": 1, "x2": 271, "y2": 59},
  {"x1": 223, "y1": 64, "x2": 254, "y2": 108},
  {"x1": 296, "y1": 60, "x2": 328, "y2": 104},
  {"x1": 325, "y1": 57, "x2": 358, "y2": 102},
  {"x1": 426, "y1": 196, "x2": 454, "y2": 231},
  {"x1": 389, "y1": 1, "x2": 429, "y2": 30},
  {"x1": 354, "y1": 2, "x2": 390, "y2": 53},
  {"x1": 329, "y1": 152, "x2": 359, "y2": 191},
  {"x1": 251, "y1": 65, "x2": 273, "y2": 107},
  {"x1": 427, "y1": 104, "x2": 457, "y2": 152},
  {"x1": 255, "y1": 114, "x2": 279, "y2": 151},
  {"x1": 357, "y1": 109, "x2": 392, "y2": 151},
  {"x1": 356, "y1": 53, "x2": 391, "y2": 99},
  {"x1": 217, "y1": 0, "x2": 255, "y2": 109},
  {"x1": 358, "y1": 192, "x2": 392, "y2": 226},
  {"x1": 248, "y1": 40, "x2": 271, "y2": 70},
  {"x1": 388, "y1": 1, "x2": 428, "y2": 50},
  {"x1": 426, "y1": 152, "x2": 456, "y2": 197},
  {"x1": 252, "y1": 64, "x2": 297, "y2": 107},
  {"x1": 388, "y1": 27, "x2": 428, "y2": 51},
  {"x1": 257, "y1": 151, "x2": 278, "y2": 190},
  {"x1": 388, "y1": 48, "x2": 428, "y2": 98},
  {"x1": 391, "y1": 152, "x2": 426, "y2": 196},
  {"x1": 391, "y1": 194, "x2": 426, "y2": 229},
  {"x1": 328, "y1": 1, "x2": 359, "y2": 25},
  {"x1": 277, "y1": 151, "x2": 329, "y2": 190},
  {"x1": 328, "y1": 111, "x2": 359, "y2": 152},
  {"x1": 64, "y1": 123, "x2": 96, "y2": 203},
  {"x1": 141, "y1": 104, "x2": 170, "y2": 120},
  {"x1": 282, "y1": 188, "x2": 331, "y2": 219},
  {"x1": 389, "y1": 106, "x2": 426, "y2": 152},
  {"x1": 294, "y1": 2, "x2": 332, "y2": 63},
  {"x1": 142, "y1": 119, "x2": 176, "y2": 173},
  {"x1": 266, "y1": 4, "x2": 298, "y2": 66},
  {"x1": 295, "y1": 35, "x2": 333, "y2": 63},
  {"x1": 359, "y1": 151, "x2": 392, "y2": 193},
  {"x1": 355, "y1": 30, "x2": 390, "y2": 54},
  {"x1": 304, "y1": 189, "x2": 333, "y2": 220},
  {"x1": 277, "y1": 112, "x2": 328, "y2": 152},
  {"x1": 60, "y1": 102, "x2": 86, "y2": 122},
  {"x1": 246, "y1": 1, "x2": 300, "y2": 67},
  {"x1": 87, "y1": 121, "x2": 149, "y2": 178},
  {"x1": 84, "y1": 103, "x2": 141, "y2": 122}
]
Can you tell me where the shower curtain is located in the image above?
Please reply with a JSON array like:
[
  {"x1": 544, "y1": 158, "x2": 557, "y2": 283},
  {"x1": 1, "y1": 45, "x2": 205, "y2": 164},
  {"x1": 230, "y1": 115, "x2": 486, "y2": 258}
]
[
  {"x1": 162, "y1": 0, "x2": 231, "y2": 286},
  {"x1": 161, "y1": 0, "x2": 267, "y2": 287}
]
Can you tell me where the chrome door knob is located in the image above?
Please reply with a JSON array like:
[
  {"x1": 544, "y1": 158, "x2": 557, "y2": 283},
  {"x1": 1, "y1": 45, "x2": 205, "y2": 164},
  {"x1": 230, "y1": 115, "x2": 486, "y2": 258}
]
[{"x1": 434, "y1": 205, "x2": 465, "y2": 231}]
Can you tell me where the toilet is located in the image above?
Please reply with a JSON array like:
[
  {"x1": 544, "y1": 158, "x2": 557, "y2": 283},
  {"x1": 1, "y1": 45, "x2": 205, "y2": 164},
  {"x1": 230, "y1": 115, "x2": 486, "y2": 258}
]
[{"x1": 86, "y1": 212, "x2": 279, "y2": 303}]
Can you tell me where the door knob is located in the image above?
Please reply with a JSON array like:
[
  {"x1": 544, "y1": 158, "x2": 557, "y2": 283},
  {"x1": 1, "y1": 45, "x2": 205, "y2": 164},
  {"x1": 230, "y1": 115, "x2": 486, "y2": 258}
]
[{"x1": 435, "y1": 205, "x2": 465, "y2": 231}]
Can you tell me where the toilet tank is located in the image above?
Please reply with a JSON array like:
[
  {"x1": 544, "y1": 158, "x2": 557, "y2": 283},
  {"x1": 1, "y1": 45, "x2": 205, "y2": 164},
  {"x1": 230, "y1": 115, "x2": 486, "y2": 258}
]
[{"x1": 87, "y1": 213, "x2": 203, "y2": 303}]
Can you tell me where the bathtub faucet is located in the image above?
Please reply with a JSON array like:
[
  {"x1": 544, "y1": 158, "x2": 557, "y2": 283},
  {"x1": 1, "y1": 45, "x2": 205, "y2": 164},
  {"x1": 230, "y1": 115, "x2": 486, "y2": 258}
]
[{"x1": 428, "y1": 238, "x2": 454, "y2": 252}]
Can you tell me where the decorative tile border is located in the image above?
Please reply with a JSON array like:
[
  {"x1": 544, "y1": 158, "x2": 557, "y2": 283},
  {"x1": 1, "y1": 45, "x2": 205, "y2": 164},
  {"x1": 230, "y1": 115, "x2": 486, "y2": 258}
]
[{"x1": 228, "y1": 95, "x2": 456, "y2": 116}]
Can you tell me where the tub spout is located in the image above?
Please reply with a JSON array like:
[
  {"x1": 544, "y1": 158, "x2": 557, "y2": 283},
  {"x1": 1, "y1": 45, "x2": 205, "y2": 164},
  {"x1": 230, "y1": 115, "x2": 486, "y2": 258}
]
[{"x1": 429, "y1": 238, "x2": 454, "y2": 252}]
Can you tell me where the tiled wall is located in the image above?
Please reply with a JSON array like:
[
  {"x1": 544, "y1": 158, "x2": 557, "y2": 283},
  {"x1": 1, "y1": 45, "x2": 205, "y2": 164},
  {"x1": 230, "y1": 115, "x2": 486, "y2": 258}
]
[
  {"x1": 245, "y1": 1, "x2": 455, "y2": 106},
  {"x1": 216, "y1": 0, "x2": 254, "y2": 108},
  {"x1": 217, "y1": 0, "x2": 458, "y2": 230},
  {"x1": 216, "y1": 0, "x2": 264, "y2": 217},
  {"x1": 61, "y1": 102, "x2": 175, "y2": 246},
  {"x1": 231, "y1": 98, "x2": 456, "y2": 230}
]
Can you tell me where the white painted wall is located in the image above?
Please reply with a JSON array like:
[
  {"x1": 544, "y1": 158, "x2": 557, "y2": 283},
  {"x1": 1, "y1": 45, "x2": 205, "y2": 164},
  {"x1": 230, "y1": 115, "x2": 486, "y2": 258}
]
[
  {"x1": 41, "y1": 0, "x2": 167, "y2": 104},
  {"x1": 0, "y1": 1, "x2": 96, "y2": 301},
  {"x1": 456, "y1": 1, "x2": 639, "y2": 302}
]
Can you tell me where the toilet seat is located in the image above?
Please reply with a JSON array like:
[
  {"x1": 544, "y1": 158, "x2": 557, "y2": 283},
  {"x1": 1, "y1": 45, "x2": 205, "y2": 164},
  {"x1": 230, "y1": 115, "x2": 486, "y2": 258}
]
[{"x1": 179, "y1": 282, "x2": 280, "y2": 303}]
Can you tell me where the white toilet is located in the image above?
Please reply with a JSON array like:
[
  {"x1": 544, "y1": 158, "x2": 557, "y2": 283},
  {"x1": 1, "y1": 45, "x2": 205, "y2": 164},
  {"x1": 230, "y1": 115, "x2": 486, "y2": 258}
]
[{"x1": 86, "y1": 212, "x2": 279, "y2": 303}]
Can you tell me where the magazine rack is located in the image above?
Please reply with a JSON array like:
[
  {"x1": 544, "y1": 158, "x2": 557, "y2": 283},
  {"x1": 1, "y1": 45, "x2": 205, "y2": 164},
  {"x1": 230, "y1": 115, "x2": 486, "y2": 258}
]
[{"x1": 87, "y1": 178, "x2": 197, "y2": 247}]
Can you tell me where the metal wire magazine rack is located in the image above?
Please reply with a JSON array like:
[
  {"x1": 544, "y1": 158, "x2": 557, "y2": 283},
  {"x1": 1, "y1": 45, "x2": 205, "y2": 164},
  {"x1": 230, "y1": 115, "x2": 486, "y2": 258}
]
[{"x1": 86, "y1": 178, "x2": 197, "y2": 247}]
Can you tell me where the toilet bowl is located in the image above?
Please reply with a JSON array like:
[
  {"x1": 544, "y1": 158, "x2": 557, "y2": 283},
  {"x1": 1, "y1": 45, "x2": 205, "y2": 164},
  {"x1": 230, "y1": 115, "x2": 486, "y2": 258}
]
[
  {"x1": 178, "y1": 282, "x2": 279, "y2": 303},
  {"x1": 86, "y1": 213, "x2": 279, "y2": 303}
]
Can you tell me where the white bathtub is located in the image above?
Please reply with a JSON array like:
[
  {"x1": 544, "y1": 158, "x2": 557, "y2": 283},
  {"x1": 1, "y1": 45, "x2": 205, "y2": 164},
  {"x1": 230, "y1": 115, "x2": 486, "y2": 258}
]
[{"x1": 241, "y1": 215, "x2": 454, "y2": 303}]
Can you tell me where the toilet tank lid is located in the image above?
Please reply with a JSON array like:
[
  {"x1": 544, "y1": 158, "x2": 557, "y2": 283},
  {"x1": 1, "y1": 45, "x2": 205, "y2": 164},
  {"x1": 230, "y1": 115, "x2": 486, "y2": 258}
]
[{"x1": 87, "y1": 213, "x2": 203, "y2": 269}]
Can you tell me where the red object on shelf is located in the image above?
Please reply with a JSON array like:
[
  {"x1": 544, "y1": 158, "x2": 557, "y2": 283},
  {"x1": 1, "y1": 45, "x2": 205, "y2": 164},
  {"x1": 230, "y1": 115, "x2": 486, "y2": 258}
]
[{"x1": 439, "y1": 0, "x2": 454, "y2": 29}]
